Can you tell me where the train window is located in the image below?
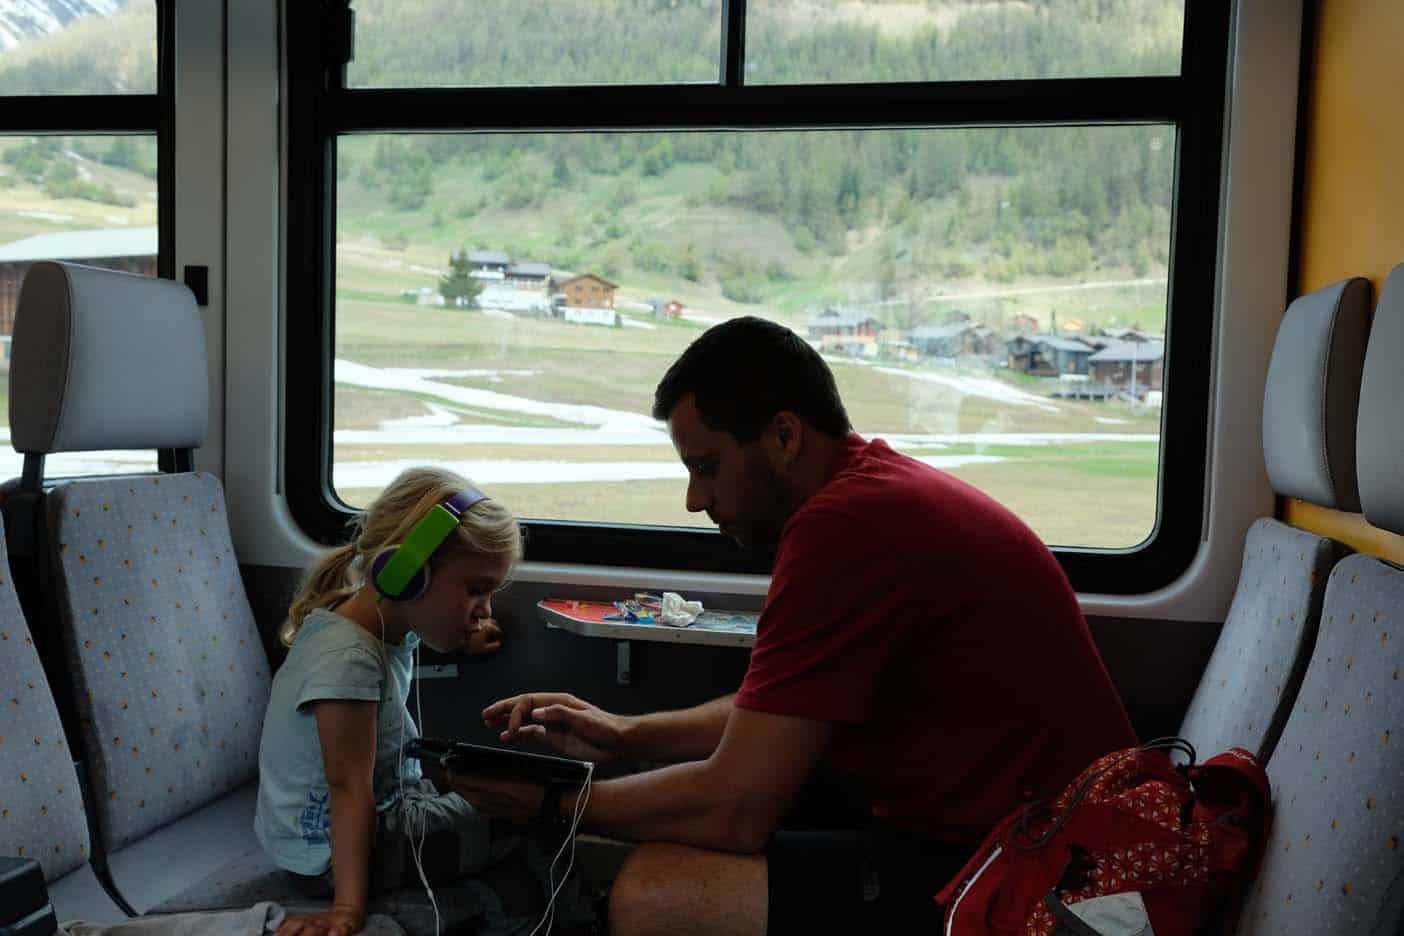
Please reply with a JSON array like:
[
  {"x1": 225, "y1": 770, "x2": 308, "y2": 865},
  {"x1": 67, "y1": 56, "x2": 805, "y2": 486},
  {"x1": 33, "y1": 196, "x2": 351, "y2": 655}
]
[
  {"x1": 746, "y1": 0, "x2": 1186, "y2": 84},
  {"x1": 0, "y1": 2, "x2": 157, "y2": 96},
  {"x1": 288, "y1": 0, "x2": 1229, "y2": 591},
  {"x1": 331, "y1": 126, "x2": 1171, "y2": 551},
  {"x1": 0, "y1": 2, "x2": 166, "y2": 478},
  {"x1": 345, "y1": 0, "x2": 723, "y2": 89}
]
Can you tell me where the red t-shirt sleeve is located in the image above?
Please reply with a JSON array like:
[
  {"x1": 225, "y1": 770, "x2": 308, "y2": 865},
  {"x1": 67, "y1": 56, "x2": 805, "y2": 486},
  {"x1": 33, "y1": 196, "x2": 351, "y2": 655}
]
[{"x1": 735, "y1": 502, "x2": 942, "y2": 726}]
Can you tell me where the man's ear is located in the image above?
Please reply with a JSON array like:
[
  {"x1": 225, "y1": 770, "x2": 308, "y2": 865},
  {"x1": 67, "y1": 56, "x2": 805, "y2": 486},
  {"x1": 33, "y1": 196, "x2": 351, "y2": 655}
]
[{"x1": 771, "y1": 411, "x2": 803, "y2": 463}]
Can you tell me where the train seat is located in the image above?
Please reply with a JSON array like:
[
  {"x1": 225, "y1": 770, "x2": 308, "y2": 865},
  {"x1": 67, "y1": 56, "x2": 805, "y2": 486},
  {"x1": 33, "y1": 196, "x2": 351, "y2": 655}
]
[
  {"x1": 1176, "y1": 277, "x2": 1370, "y2": 761},
  {"x1": 0, "y1": 511, "x2": 129, "y2": 923},
  {"x1": 1236, "y1": 264, "x2": 1404, "y2": 934},
  {"x1": 6, "y1": 262, "x2": 468, "y2": 931},
  {"x1": 5, "y1": 261, "x2": 273, "y2": 913}
]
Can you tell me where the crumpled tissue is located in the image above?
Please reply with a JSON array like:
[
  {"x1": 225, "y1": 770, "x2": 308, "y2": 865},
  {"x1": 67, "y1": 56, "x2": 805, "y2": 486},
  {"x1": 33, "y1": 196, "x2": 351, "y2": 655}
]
[{"x1": 658, "y1": 591, "x2": 704, "y2": 627}]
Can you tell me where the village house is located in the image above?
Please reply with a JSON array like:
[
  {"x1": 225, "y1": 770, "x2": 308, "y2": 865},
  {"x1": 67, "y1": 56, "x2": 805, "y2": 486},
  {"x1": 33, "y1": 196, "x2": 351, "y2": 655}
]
[
  {"x1": 646, "y1": 297, "x2": 684, "y2": 319},
  {"x1": 1006, "y1": 334, "x2": 1101, "y2": 376},
  {"x1": 473, "y1": 254, "x2": 555, "y2": 315},
  {"x1": 807, "y1": 307, "x2": 883, "y2": 357},
  {"x1": 504, "y1": 261, "x2": 551, "y2": 288},
  {"x1": 910, "y1": 322, "x2": 999, "y2": 358},
  {"x1": 467, "y1": 249, "x2": 510, "y2": 279},
  {"x1": 1100, "y1": 326, "x2": 1162, "y2": 342},
  {"x1": 1088, "y1": 339, "x2": 1165, "y2": 397},
  {"x1": 555, "y1": 273, "x2": 619, "y2": 326},
  {"x1": 0, "y1": 227, "x2": 159, "y2": 368}
]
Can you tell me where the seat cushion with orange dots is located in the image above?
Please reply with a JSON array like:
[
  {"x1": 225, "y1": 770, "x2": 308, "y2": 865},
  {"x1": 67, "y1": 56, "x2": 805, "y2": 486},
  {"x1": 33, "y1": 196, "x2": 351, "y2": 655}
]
[
  {"x1": 1237, "y1": 553, "x2": 1404, "y2": 934},
  {"x1": 43, "y1": 471, "x2": 271, "y2": 854},
  {"x1": 0, "y1": 516, "x2": 90, "y2": 883},
  {"x1": 0, "y1": 513, "x2": 128, "y2": 922},
  {"x1": 1178, "y1": 518, "x2": 1344, "y2": 763}
]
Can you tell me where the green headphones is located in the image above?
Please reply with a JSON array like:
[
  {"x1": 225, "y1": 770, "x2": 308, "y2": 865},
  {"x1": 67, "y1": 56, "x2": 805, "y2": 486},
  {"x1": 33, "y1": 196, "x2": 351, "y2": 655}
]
[{"x1": 370, "y1": 488, "x2": 489, "y2": 601}]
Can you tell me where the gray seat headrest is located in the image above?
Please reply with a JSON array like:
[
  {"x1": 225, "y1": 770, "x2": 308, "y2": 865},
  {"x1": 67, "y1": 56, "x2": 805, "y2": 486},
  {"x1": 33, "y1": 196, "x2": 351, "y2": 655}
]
[
  {"x1": 1261, "y1": 276, "x2": 1371, "y2": 511},
  {"x1": 1357, "y1": 265, "x2": 1404, "y2": 535},
  {"x1": 8, "y1": 261, "x2": 208, "y2": 454}
]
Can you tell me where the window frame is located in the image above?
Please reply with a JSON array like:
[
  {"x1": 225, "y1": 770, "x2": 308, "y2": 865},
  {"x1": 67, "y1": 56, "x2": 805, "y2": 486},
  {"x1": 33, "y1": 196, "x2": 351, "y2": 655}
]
[
  {"x1": 0, "y1": 1, "x2": 173, "y2": 281},
  {"x1": 285, "y1": 0, "x2": 1231, "y2": 594}
]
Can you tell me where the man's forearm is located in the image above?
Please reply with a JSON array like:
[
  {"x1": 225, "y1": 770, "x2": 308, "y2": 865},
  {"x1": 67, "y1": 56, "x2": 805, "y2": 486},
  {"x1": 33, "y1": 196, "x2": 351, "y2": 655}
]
[
  {"x1": 568, "y1": 757, "x2": 768, "y2": 853},
  {"x1": 620, "y1": 693, "x2": 734, "y2": 762}
]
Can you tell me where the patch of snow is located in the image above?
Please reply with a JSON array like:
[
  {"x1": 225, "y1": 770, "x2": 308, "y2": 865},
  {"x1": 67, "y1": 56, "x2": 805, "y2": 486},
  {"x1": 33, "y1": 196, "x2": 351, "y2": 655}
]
[
  {"x1": 378, "y1": 402, "x2": 459, "y2": 431},
  {"x1": 874, "y1": 367, "x2": 1062, "y2": 413},
  {"x1": 335, "y1": 359, "x2": 662, "y2": 435},
  {"x1": 0, "y1": 447, "x2": 154, "y2": 479},
  {"x1": 331, "y1": 453, "x2": 1006, "y2": 489},
  {"x1": 336, "y1": 426, "x2": 669, "y2": 446}
]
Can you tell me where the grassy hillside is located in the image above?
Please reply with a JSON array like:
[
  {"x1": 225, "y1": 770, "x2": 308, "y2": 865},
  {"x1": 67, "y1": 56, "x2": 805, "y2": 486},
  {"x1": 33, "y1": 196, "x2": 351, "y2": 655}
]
[{"x1": 336, "y1": 127, "x2": 1173, "y2": 336}]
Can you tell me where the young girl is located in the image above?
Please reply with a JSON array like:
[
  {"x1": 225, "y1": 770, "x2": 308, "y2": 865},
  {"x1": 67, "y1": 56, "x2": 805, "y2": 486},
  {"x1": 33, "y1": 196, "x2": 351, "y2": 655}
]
[{"x1": 254, "y1": 467, "x2": 527, "y2": 936}]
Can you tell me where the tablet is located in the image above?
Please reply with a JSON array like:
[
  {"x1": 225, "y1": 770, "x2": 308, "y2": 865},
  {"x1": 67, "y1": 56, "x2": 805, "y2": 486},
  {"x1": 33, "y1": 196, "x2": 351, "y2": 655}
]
[{"x1": 405, "y1": 737, "x2": 593, "y2": 786}]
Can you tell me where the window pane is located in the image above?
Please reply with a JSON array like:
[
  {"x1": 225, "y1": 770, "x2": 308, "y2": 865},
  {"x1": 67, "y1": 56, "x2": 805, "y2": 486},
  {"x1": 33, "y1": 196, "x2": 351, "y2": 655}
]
[
  {"x1": 332, "y1": 126, "x2": 1172, "y2": 549},
  {"x1": 346, "y1": 0, "x2": 722, "y2": 89},
  {"x1": 0, "y1": 134, "x2": 159, "y2": 477},
  {"x1": 746, "y1": 0, "x2": 1185, "y2": 84},
  {"x1": 0, "y1": 2, "x2": 156, "y2": 95}
]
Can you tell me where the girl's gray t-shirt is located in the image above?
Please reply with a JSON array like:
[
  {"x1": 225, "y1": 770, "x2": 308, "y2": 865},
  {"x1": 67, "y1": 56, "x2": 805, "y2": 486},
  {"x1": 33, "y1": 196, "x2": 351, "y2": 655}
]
[{"x1": 254, "y1": 608, "x2": 423, "y2": 875}]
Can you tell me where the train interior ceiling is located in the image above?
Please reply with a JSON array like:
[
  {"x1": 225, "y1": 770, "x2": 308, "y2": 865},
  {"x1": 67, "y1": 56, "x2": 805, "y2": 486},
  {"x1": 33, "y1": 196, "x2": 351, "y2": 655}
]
[{"x1": 0, "y1": 0, "x2": 1403, "y2": 931}]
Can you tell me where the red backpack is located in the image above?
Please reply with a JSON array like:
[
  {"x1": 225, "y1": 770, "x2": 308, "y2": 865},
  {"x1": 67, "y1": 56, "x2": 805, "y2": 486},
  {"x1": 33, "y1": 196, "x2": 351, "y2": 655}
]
[{"x1": 936, "y1": 739, "x2": 1272, "y2": 936}]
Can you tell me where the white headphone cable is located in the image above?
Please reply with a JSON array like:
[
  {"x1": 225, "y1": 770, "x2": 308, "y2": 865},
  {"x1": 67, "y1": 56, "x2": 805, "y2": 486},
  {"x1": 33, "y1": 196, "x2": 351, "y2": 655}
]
[
  {"x1": 528, "y1": 764, "x2": 594, "y2": 936},
  {"x1": 378, "y1": 599, "x2": 441, "y2": 935}
]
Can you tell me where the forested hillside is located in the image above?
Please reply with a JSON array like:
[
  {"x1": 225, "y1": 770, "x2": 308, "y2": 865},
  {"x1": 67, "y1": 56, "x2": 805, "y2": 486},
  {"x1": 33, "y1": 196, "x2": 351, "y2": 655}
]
[
  {"x1": 0, "y1": 0, "x2": 152, "y2": 92},
  {"x1": 0, "y1": 0, "x2": 1182, "y2": 329}
]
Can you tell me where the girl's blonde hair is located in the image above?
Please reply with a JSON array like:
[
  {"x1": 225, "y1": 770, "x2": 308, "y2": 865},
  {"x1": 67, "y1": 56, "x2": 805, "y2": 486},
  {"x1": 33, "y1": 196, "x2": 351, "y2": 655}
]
[{"x1": 279, "y1": 466, "x2": 522, "y2": 647}]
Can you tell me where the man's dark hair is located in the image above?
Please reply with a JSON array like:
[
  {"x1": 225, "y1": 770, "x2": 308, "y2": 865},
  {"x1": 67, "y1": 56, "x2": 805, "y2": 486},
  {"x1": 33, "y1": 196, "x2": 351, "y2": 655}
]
[{"x1": 652, "y1": 316, "x2": 852, "y2": 442}]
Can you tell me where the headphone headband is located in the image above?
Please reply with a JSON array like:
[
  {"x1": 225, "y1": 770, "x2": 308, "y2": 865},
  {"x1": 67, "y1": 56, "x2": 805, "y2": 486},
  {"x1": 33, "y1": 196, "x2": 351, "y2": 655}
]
[
  {"x1": 442, "y1": 487, "x2": 489, "y2": 518},
  {"x1": 372, "y1": 487, "x2": 489, "y2": 600}
]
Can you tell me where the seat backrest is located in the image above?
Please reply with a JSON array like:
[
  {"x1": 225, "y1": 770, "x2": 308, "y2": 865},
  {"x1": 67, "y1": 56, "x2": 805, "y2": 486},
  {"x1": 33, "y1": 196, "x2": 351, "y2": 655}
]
[
  {"x1": 7, "y1": 261, "x2": 271, "y2": 853},
  {"x1": 1236, "y1": 264, "x2": 1404, "y2": 935},
  {"x1": 1178, "y1": 277, "x2": 1369, "y2": 761},
  {"x1": 0, "y1": 512, "x2": 92, "y2": 883},
  {"x1": 45, "y1": 473, "x2": 271, "y2": 851},
  {"x1": 1236, "y1": 553, "x2": 1404, "y2": 933}
]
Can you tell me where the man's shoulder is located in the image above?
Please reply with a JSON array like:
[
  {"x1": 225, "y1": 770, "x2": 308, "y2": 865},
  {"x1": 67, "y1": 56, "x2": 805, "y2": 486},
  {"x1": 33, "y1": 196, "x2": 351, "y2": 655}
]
[{"x1": 811, "y1": 438, "x2": 972, "y2": 518}]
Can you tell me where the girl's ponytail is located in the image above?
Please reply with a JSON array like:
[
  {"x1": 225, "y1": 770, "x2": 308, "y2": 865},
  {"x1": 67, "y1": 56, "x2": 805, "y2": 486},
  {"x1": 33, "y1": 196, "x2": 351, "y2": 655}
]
[{"x1": 279, "y1": 543, "x2": 360, "y2": 647}]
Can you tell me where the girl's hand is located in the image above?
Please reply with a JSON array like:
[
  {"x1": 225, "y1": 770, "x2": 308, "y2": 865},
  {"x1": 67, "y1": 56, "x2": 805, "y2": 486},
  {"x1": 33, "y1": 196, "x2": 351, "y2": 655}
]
[
  {"x1": 467, "y1": 618, "x2": 503, "y2": 656},
  {"x1": 275, "y1": 904, "x2": 366, "y2": 936}
]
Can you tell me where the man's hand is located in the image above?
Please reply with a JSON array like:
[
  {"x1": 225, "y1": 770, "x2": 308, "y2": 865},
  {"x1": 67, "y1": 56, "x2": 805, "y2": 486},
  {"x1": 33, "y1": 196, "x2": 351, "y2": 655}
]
[
  {"x1": 466, "y1": 618, "x2": 503, "y2": 657},
  {"x1": 445, "y1": 771, "x2": 548, "y2": 825},
  {"x1": 275, "y1": 904, "x2": 365, "y2": 936},
  {"x1": 482, "y1": 692, "x2": 628, "y2": 763}
]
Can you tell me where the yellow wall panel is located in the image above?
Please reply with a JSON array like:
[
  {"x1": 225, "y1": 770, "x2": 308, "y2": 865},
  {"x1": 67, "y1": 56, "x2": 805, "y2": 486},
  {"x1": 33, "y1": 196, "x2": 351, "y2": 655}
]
[
  {"x1": 1297, "y1": 1, "x2": 1404, "y2": 296},
  {"x1": 1285, "y1": 499, "x2": 1404, "y2": 566},
  {"x1": 1289, "y1": 2, "x2": 1404, "y2": 562}
]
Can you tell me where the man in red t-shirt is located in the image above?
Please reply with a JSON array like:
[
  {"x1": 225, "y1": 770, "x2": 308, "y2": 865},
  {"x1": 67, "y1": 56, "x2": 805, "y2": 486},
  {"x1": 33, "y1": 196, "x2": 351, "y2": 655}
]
[{"x1": 459, "y1": 317, "x2": 1136, "y2": 934}]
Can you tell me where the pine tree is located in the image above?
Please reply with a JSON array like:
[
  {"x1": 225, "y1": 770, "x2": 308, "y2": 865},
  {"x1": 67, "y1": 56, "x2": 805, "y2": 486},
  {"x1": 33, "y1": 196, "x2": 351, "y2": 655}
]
[{"x1": 439, "y1": 249, "x2": 482, "y2": 309}]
